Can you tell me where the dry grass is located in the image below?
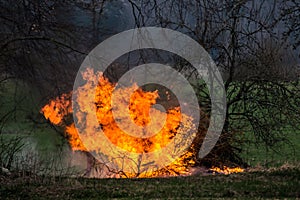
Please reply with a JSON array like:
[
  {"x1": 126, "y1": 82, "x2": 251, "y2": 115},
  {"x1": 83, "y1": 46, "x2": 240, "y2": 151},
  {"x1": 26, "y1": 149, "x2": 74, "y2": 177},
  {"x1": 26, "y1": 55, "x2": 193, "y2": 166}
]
[{"x1": 0, "y1": 163, "x2": 299, "y2": 199}]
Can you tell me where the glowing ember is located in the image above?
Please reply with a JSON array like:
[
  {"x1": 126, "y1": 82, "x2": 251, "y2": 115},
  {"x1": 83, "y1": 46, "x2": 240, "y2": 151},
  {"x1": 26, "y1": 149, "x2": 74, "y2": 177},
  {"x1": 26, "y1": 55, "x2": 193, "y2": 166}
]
[{"x1": 210, "y1": 166, "x2": 244, "y2": 175}]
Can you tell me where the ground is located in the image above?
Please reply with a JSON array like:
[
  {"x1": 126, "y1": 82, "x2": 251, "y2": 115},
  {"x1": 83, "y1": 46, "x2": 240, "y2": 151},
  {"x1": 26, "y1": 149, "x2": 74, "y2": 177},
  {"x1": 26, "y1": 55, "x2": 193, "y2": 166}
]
[{"x1": 1, "y1": 164, "x2": 299, "y2": 199}]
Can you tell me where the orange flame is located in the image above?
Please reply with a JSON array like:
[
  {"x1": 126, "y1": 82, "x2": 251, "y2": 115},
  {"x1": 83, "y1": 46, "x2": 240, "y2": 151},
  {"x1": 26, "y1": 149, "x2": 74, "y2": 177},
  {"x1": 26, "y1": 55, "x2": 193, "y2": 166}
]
[
  {"x1": 41, "y1": 93, "x2": 72, "y2": 125},
  {"x1": 210, "y1": 166, "x2": 244, "y2": 175},
  {"x1": 40, "y1": 68, "x2": 196, "y2": 177},
  {"x1": 65, "y1": 124, "x2": 87, "y2": 151},
  {"x1": 41, "y1": 68, "x2": 245, "y2": 177},
  {"x1": 92, "y1": 74, "x2": 183, "y2": 153}
]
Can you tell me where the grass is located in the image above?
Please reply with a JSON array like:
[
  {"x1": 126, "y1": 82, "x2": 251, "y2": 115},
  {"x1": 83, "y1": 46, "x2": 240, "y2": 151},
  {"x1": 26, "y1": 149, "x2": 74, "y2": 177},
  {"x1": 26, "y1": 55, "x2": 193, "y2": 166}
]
[
  {"x1": 0, "y1": 79, "x2": 40, "y2": 133},
  {"x1": 1, "y1": 165, "x2": 299, "y2": 199},
  {"x1": 0, "y1": 78, "x2": 66, "y2": 154},
  {"x1": 239, "y1": 130, "x2": 300, "y2": 167},
  {"x1": 224, "y1": 81, "x2": 300, "y2": 167}
]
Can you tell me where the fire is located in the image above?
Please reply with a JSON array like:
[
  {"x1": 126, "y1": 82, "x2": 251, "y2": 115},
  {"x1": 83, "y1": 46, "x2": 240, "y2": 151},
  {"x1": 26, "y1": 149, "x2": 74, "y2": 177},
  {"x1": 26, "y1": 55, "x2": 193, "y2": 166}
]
[
  {"x1": 41, "y1": 68, "x2": 196, "y2": 177},
  {"x1": 41, "y1": 93, "x2": 72, "y2": 125},
  {"x1": 41, "y1": 68, "x2": 245, "y2": 178},
  {"x1": 65, "y1": 124, "x2": 87, "y2": 151},
  {"x1": 40, "y1": 92, "x2": 86, "y2": 151},
  {"x1": 210, "y1": 166, "x2": 244, "y2": 175},
  {"x1": 92, "y1": 75, "x2": 185, "y2": 154},
  {"x1": 41, "y1": 67, "x2": 247, "y2": 178}
]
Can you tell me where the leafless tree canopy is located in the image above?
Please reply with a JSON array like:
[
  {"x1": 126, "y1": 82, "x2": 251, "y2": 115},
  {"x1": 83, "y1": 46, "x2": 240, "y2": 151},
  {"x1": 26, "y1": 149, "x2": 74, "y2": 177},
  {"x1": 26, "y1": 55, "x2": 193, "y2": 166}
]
[{"x1": 1, "y1": 0, "x2": 299, "y2": 167}]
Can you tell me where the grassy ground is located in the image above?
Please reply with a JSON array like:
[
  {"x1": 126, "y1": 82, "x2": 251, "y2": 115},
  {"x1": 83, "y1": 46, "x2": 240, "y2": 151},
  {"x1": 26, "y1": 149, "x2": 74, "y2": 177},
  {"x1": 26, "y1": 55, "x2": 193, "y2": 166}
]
[
  {"x1": 1, "y1": 165, "x2": 299, "y2": 199},
  {"x1": 239, "y1": 131, "x2": 300, "y2": 167}
]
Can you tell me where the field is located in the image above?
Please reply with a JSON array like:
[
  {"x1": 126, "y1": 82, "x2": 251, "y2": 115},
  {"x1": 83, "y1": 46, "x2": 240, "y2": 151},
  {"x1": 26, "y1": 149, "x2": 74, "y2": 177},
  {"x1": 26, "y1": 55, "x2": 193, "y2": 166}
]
[
  {"x1": 0, "y1": 79, "x2": 300, "y2": 199},
  {"x1": 1, "y1": 165, "x2": 299, "y2": 199}
]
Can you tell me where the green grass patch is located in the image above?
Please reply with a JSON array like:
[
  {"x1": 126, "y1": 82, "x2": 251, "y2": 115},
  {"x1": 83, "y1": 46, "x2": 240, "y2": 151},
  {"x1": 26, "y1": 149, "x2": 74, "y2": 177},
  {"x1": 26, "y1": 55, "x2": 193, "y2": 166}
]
[
  {"x1": 240, "y1": 130, "x2": 300, "y2": 167},
  {"x1": 0, "y1": 78, "x2": 41, "y2": 133}
]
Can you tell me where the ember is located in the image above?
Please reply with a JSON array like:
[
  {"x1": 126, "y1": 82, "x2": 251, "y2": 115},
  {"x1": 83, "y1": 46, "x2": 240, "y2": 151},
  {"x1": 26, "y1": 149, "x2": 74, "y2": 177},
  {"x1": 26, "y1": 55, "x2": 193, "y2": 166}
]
[{"x1": 210, "y1": 166, "x2": 244, "y2": 175}]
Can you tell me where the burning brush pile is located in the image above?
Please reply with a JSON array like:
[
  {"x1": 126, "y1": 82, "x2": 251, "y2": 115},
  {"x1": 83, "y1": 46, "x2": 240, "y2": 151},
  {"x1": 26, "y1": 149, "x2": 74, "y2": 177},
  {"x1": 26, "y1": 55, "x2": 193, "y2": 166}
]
[{"x1": 41, "y1": 68, "x2": 244, "y2": 178}]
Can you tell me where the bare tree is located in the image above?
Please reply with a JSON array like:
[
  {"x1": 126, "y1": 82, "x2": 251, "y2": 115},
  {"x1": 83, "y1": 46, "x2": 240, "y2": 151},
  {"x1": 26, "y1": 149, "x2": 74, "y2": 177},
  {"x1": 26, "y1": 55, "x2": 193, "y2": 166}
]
[
  {"x1": 281, "y1": 0, "x2": 300, "y2": 52},
  {"x1": 0, "y1": 0, "x2": 89, "y2": 96},
  {"x1": 1, "y1": 0, "x2": 299, "y2": 170},
  {"x1": 126, "y1": 0, "x2": 300, "y2": 166}
]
